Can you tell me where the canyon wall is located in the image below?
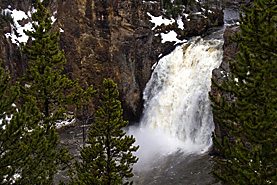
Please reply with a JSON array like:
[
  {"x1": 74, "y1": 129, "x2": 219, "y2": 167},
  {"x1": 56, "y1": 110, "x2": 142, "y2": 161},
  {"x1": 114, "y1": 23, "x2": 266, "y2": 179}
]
[{"x1": 0, "y1": 0, "x2": 223, "y2": 122}]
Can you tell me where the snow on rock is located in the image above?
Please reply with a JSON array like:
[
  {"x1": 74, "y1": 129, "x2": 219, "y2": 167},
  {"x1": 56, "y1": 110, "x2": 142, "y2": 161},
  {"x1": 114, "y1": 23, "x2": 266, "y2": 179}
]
[
  {"x1": 177, "y1": 17, "x2": 184, "y2": 30},
  {"x1": 161, "y1": 30, "x2": 187, "y2": 44},
  {"x1": 3, "y1": 8, "x2": 36, "y2": 45},
  {"x1": 147, "y1": 12, "x2": 187, "y2": 44},
  {"x1": 143, "y1": 0, "x2": 157, "y2": 3},
  {"x1": 56, "y1": 118, "x2": 76, "y2": 128},
  {"x1": 51, "y1": 16, "x2": 56, "y2": 24},
  {"x1": 147, "y1": 12, "x2": 175, "y2": 30},
  {"x1": 3, "y1": 6, "x2": 58, "y2": 46},
  {"x1": 161, "y1": 31, "x2": 181, "y2": 43}
]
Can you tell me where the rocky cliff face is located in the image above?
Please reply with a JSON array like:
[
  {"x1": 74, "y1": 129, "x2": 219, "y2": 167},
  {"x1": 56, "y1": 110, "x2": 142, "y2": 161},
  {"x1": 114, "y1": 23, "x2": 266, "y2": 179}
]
[
  {"x1": 210, "y1": 25, "x2": 239, "y2": 140},
  {"x1": 0, "y1": 34, "x2": 25, "y2": 83},
  {"x1": 1, "y1": 0, "x2": 223, "y2": 122},
  {"x1": 210, "y1": 0, "x2": 253, "y2": 141},
  {"x1": 48, "y1": 0, "x2": 156, "y2": 122}
]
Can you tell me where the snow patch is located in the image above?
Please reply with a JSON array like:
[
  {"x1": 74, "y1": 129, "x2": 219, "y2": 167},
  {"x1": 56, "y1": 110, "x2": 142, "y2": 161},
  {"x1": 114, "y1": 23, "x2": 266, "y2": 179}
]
[
  {"x1": 3, "y1": 6, "x2": 58, "y2": 46},
  {"x1": 3, "y1": 173, "x2": 21, "y2": 184},
  {"x1": 177, "y1": 17, "x2": 184, "y2": 30},
  {"x1": 147, "y1": 12, "x2": 175, "y2": 30},
  {"x1": 143, "y1": 0, "x2": 157, "y2": 3},
  {"x1": 50, "y1": 16, "x2": 56, "y2": 24},
  {"x1": 56, "y1": 118, "x2": 76, "y2": 128},
  {"x1": 3, "y1": 8, "x2": 37, "y2": 45},
  {"x1": 0, "y1": 115, "x2": 13, "y2": 130},
  {"x1": 161, "y1": 30, "x2": 186, "y2": 43}
]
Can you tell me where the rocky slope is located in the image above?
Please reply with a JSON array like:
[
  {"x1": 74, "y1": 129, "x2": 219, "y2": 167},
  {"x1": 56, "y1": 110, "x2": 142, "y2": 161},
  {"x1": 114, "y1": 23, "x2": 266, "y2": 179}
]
[{"x1": 0, "y1": 0, "x2": 223, "y2": 122}]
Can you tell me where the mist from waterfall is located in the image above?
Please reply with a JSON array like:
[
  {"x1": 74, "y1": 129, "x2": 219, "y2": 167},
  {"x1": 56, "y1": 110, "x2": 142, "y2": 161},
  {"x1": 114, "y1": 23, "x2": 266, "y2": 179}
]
[{"x1": 127, "y1": 36, "x2": 223, "y2": 169}]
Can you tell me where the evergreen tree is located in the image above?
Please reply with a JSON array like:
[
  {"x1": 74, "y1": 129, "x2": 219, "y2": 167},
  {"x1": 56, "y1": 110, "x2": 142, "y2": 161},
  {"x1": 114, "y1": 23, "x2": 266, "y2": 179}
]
[
  {"x1": 20, "y1": 1, "x2": 96, "y2": 131},
  {"x1": 70, "y1": 79, "x2": 139, "y2": 185},
  {"x1": 32, "y1": 0, "x2": 50, "y2": 7},
  {"x1": 210, "y1": 0, "x2": 277, "y2": 184},
  {"x1": 0, "y1": 63, "x2": 70, "y2": 184}
]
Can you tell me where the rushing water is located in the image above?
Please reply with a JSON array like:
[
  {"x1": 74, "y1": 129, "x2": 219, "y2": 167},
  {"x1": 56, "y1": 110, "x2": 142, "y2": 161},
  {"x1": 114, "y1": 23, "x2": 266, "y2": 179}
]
[
  {"x1": 55, "y1": 33, "x2": 225, "y2": 185},
  {"x1": 127, "y1": 35, "x2": 223, "y2": 184},
  {"x1": 54, "y1": 4, "x2": 239, "y2": 183},
  {"x1": 55, "y1": 34, "x2": 225, "y2": 185}
]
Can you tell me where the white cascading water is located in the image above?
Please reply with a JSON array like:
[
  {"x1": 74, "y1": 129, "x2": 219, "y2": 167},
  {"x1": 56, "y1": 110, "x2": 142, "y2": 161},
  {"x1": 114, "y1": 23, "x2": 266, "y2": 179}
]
[{"x1": 128, "y1": 36, "x2": 223, "y2": 168}]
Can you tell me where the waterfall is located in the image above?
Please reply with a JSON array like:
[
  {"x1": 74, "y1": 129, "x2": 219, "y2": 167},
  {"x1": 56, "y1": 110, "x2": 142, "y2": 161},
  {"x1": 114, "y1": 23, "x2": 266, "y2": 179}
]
[{"x1": 128, "y1": 36, "x2": 223, "y2": 167}]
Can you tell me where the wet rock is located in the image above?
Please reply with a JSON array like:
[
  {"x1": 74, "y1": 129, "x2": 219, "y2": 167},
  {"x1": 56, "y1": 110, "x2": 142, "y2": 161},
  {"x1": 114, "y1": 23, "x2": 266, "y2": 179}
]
[{"x1": 210, "y1": 25, "x2": 239, "y2": 141}]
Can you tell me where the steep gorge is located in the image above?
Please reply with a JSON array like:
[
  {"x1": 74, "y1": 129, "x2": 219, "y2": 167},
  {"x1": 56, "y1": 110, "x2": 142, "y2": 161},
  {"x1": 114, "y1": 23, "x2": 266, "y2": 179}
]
[{"x1": 0, "y1": 0, "x2": 223, "y2": 122}]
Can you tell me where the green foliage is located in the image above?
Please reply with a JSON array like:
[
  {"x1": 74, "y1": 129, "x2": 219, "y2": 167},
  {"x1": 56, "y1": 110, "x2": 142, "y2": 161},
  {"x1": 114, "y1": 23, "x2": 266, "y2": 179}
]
[
  {"x1": 210, "y1": 0, "x2": 277, "y2": 184},
  {"x1": 160, "y1": 0, "x2": 190, "y2": 19},
  {"x1": 1, "y1": 1, "x2": 96, "y2": 184},
  {"x1": 19, "y1": 1, "x2": 96, "y2": 131},
  {"x1": 70, "y1": 79, "x2": 139, "y2": 185},
  {"x1": 2, "y1": 2, "x2": 97, "y2": 183},
  {"x1": 31, "y1": 0, "x2": 50, "y2": 7},
  {"x1": 0, "y1": 62, "x2": 71, "y2": 184}
]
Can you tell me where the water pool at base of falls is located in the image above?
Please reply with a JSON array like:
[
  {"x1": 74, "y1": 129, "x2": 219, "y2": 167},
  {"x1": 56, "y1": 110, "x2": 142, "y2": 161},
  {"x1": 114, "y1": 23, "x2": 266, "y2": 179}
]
[{"x1": 131, "y1": 152, "x2": 220, "y2": 185}]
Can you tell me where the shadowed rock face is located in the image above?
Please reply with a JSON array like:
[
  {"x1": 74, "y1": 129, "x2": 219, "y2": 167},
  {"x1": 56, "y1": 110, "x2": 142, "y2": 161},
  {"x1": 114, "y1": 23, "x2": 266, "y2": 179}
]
[
  {"x1": 210, "y1": 25, "x2": 239, "y2": 141},
  {"x1": 0, "y1": 35, "x2": 26, "y2": 83},
  {"x1": 1, "y1": 0, "x2": 224, "y2": 122},
  {"x1": 50, "y1": 0, "x2": 156, "y2": 122},
  {"x1": 210, "y1": 0, "x2": 253, "y2": 141}
]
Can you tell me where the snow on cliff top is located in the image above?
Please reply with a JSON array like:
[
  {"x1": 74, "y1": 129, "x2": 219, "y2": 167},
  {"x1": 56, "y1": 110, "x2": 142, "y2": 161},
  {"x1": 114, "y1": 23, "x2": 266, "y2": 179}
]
[
  {"x1": 2, "y1": 6, "x2": 57, "y2": 46},
  {"x1": 147, "y1": 12, "x2": 186, "y2": 44}
]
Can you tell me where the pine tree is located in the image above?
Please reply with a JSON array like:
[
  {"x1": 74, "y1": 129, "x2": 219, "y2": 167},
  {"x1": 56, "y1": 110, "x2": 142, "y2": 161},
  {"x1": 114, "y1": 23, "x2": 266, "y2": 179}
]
[
  {"x1": 0, "y1": 61, "x2": 22, "y2": 184},
  {"x1": 19, "y1": 1, "x2": 96, "y2": 131},
  {"x1": 70, "y1": 79, "x2": 139, "y2": 185},
  {"x1": 210, "y1": 0, "x2": 277, "y2": 184},
  {"x1": 0, "y1": 62, "x2": 70, "y2": 184}
]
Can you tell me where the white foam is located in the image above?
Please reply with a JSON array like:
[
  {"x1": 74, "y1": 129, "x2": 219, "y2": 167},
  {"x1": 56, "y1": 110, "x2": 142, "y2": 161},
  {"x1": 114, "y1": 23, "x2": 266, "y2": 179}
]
[{"x1": 128, "y1": 37, "x2": 223, "y2": 168}]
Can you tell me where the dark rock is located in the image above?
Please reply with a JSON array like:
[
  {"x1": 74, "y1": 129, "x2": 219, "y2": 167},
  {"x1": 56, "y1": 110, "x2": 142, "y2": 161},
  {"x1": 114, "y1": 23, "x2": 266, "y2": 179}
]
[
  {"x1": 0, "y1": 35, "x2": 27, "y2": 83},
  {"x1": 210, "y1": 25, "x2": 240, "y2": 141},
  {"x1": 224, "y1": 0, "x2": 253, "y2": 9}
]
